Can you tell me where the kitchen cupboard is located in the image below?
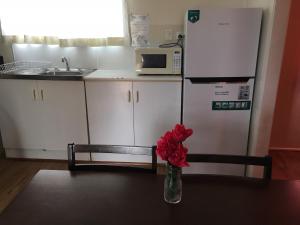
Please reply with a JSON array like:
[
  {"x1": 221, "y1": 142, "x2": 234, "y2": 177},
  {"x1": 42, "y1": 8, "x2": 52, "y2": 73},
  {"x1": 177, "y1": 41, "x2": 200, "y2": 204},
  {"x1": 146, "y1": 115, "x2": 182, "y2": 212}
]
[
  {"x1": 37, "y1": 81, "x2": 88, "y2": 150},
  {"x1": 86, "y1": 81, "x2": 181, "y2": 147},
  {"x1": 133, "y1": 82, "x2": 181, "y2": 146},
  {"x1": 86, "y1": 81, "x2": 134, "y2": 145},
  {"x1": 0, "y1": 80, "x2": 42, "y2": 150},
  {"x1": 0, "y1": 79, "x2": 88, "y2": 159}
]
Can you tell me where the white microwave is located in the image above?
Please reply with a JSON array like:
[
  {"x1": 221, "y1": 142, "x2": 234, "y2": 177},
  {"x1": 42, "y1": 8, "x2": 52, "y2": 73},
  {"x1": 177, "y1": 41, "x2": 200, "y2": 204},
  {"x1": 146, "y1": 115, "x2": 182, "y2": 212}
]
[{"x1": 135, "y1": 47, "x2": 182, "y2": 75}]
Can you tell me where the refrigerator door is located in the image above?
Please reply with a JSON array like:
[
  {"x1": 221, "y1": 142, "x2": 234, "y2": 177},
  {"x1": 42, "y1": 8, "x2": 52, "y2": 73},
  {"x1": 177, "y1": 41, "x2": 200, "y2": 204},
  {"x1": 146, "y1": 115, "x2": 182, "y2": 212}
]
[
  {"x1": 184, "y1": 8, "x2": 262, "y2": 78},
  {"x1": 183, "y1": 78, "x2": 254, "y2": 175}
]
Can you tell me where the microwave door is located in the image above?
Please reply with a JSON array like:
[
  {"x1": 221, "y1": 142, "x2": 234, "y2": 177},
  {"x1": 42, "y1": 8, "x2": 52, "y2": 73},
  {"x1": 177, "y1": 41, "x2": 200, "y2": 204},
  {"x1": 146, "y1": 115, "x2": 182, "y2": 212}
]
[
  {"x1": 138, "y1": 53, "x2": 171, "y2": 75},
  {"x1": 141, "y1": 54, "x2": 167, "y2": 69}
]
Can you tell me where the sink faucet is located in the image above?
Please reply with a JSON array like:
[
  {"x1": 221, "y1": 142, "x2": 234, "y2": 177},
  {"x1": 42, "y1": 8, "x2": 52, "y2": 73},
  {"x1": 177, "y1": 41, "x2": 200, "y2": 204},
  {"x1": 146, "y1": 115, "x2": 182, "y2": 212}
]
[{"x1": 61, "y1": 57, "x2": 70, "y2": 71}]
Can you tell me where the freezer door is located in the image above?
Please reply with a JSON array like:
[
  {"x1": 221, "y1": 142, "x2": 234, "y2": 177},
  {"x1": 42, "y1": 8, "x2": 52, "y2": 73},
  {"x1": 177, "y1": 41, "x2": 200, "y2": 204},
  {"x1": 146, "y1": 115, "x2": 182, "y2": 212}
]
[
  {"x1": 184, "y1": 8, "x2": 262, "y2": 78},
  {"x1": 183, "y1": 78, "x2": 254, "y2": 175}
]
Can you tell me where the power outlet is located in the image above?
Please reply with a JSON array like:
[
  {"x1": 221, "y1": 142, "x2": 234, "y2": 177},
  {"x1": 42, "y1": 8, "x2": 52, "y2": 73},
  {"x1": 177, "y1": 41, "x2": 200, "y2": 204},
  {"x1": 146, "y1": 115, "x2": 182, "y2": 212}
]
[{"x1": 176, "y1": 32, "x2": 184, "y2": 39}]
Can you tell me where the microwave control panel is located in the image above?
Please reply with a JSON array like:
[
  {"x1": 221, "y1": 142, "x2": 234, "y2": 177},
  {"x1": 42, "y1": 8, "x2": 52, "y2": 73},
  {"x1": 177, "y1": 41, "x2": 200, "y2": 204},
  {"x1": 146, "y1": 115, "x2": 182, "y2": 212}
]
[{"x1": 173, "y1": 51, "x2": 182, "y2": 73}]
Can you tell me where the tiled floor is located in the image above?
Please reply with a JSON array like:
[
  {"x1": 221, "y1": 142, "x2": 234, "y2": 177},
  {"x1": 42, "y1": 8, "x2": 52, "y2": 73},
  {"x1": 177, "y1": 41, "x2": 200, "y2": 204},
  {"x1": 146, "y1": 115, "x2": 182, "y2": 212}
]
[{"x1": 270, "y1": 150, "x2": 300, "y2": 180}]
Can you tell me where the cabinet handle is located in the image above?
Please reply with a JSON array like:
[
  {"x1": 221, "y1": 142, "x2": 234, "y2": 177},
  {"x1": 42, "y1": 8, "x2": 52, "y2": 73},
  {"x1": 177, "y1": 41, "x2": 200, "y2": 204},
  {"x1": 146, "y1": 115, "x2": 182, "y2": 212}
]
[
  {"x1": 136, "y1": 91, "x2": 139, "y2": 103},
  {"x1": 128, "y1": 90, "x2": 131, "y2": 102},
  {"x1": 33, "y1": 89, "x2": 36, "y2": 101},
  {"x1": 41, "y1": 89, "x2": 44, "y2": 101}
]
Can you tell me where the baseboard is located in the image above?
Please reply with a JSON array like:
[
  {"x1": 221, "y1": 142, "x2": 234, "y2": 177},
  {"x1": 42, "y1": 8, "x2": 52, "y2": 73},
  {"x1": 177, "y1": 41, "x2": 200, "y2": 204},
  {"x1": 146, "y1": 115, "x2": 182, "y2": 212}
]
[
  {"x1": 269, "y1": 147, "x2": 300, "y2": 152},
  {"x1": 5, "y1": 148, "x2": 68, "y2": 160}
]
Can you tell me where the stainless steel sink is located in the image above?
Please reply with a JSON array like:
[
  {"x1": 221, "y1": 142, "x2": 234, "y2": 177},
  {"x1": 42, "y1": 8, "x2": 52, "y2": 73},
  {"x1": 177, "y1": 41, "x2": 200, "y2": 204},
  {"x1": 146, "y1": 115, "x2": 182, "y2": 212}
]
[
  {"x1": 43, "y1": 68, "x2": 95, "y2": 76},
  {"x1": 2, "y1": 68, "x2": 95, "y2": 77}
]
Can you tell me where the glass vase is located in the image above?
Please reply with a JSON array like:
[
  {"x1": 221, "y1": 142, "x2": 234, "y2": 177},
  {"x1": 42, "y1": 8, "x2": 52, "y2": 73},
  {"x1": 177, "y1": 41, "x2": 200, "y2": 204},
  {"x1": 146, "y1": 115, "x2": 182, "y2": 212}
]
[{"x1": 164, "y1": 163, "x2": 182, "y2": 204}]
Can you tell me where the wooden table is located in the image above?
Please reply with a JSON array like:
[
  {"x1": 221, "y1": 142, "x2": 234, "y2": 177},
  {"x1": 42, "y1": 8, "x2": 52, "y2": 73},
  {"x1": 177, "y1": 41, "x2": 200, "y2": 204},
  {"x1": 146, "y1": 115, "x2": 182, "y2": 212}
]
[{"x1": 0, "y1": 170, "x2": 300, "y2": 225}]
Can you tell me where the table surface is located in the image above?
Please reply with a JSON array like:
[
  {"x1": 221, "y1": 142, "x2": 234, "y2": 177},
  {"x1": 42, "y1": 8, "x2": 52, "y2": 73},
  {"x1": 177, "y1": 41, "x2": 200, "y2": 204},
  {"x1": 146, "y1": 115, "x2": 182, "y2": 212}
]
[{"x1": 0, "y1": 170, "x2": 300, "y2": 225}]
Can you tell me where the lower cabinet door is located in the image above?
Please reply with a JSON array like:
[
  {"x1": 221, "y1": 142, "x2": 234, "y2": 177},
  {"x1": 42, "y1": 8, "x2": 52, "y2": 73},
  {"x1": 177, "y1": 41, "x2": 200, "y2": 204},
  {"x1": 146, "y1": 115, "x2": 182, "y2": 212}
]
[
  {"x1": 0, "y1": 79, "x2": 89, "y2": 160},
  {"x1": 133, "y1": 81, "x2": 181, "y2": 146},
  {"x1": 86, "y1": 81, "x2": 134, "y2": 145},
  {"x1": 38, "y1": 80, "x2": 89, "y2": 152},
  {"x1": 0, "y1": 79, "x2": 43, "y2": 151}
]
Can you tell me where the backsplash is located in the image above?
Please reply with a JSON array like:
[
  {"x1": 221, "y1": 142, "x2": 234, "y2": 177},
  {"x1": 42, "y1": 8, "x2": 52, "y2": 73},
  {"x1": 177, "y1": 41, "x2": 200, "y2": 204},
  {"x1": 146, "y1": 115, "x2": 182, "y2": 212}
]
[{"x1": 12, "y1": 44, "x2": 135, "y2": 70}]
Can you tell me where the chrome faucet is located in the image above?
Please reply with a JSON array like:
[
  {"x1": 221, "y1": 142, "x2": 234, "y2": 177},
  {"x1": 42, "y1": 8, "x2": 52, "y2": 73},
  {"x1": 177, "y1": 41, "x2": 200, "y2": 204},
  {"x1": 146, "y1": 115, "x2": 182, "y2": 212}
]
[{"x1": 61, "y1": 57, "x2": 70, "y2": 71}]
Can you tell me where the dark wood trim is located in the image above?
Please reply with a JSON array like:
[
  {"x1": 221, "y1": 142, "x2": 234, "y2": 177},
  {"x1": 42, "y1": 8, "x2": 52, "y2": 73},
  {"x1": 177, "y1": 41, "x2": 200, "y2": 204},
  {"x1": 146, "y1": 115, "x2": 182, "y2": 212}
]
[
  {"x1": 68, "y1": 144, "x2": 158, "y2": 174},
  {"x1": 4, "y1": 157, "x2": 163, "y2": 167},
  {"x1": 186, "y1": 154, "x2": 272, "y2": 179},
  {"x1": 269, "y1": 147, "x2": 300, "y2": 152}
]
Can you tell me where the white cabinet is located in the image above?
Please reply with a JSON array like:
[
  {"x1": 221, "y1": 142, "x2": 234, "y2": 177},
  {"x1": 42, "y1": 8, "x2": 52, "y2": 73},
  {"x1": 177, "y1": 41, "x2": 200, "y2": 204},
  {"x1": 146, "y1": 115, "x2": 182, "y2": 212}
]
[
  {"x1": 0, "y1": 79, "x2": 42, "y2": 150},
  {"x1": 0, "y1": 79, "x2": 88, "y2": 159},
  {"x1": 86, "y1": 80, "x2": 181, "y2": 147},
  {"x1": 0, "y1": 78, "x2": 181, "y2": 161},
  {"x1": 86, "y1": 81, "x2": 134, "y2": 145},
  {"x1": 37, "y1": 81, "x2": 88, "y2": 150},
  {"x1": 133, "y1": 82, "x2": 181, "y2": 146}
]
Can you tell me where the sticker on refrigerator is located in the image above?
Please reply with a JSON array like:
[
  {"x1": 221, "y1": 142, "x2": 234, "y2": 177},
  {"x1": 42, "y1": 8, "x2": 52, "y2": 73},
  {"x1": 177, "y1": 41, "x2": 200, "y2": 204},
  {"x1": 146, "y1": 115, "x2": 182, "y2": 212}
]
[
  {"x1": 215, "y1": 91, "x2": 229, "y2": 96},
  {"x1": 188, "y1": 10, "x2": 200, "y2": 23},
  {"x1": 238, "y1": 85, "x2": 250, "y2": 100},
  {"x1": 212, "y1": 101, "x2": 251, "y2": 110}
]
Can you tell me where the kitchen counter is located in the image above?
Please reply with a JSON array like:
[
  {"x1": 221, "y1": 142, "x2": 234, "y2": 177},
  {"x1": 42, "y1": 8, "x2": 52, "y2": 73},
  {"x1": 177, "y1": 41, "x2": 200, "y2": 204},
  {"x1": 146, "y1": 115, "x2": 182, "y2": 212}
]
[
  {"x1": 84, "y1": 70, "x2": 182, "y2": 82},
  {"x1": 0, "y1": 70, "x2": 183, "y2": 82}
]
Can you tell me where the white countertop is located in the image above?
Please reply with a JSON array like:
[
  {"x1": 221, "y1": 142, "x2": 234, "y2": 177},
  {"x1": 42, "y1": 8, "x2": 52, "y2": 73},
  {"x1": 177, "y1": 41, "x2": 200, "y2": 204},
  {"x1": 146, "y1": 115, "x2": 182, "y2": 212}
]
[{"x1": 84, "y1": 70, "x2": 182, "y2": 82}]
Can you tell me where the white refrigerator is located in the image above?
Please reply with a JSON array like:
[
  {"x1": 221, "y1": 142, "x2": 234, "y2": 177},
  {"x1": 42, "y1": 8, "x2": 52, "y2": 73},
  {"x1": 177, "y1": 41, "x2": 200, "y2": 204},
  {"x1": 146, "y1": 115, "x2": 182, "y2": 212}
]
[{"x1": 183, "y1": 8, "x2": 262, "y2": 175}]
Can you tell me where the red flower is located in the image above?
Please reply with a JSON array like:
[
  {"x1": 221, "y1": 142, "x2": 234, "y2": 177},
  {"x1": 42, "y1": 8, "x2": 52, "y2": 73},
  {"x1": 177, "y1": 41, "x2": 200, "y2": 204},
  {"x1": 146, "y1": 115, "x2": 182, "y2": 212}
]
[
  {"x1": 156, "y1": 124, "x2": 193, "y2": 168},
  {"x1": 172, "y1": 124, "x2": 193, "y2": 142},
  {"x1": 156, "y1": 132, "x2": 177, "y2": 160},
  {"x1": 168, "y1": 144, "x2": 190, "y2": 167}
]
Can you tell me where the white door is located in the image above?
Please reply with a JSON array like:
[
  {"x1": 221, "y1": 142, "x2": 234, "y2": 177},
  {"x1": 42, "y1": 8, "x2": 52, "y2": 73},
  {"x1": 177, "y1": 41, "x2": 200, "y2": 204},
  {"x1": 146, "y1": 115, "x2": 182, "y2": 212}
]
[
  {"x1": 183, "y1": 78, "x2": 254, "y2": 175},
  {"x1": 184, "y1": 8, "x2": 262, "y2": 78},
  {"x1": 0, "y1": 79, "x2": 43, "y2": 150},
  {"x1": 86, "y1": 81, "x2": 134, "y2": 145},
  {"x1": 133, "y1": 81, "x2": 181, "y2": 146},
  {"x1": 38, "y1": 81, "x2": 88, "y2": 152}
]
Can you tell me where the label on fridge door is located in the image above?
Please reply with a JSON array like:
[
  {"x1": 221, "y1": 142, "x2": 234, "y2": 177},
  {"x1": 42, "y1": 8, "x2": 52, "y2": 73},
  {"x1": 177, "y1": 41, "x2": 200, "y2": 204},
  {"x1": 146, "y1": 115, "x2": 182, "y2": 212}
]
[
  {"x1": 238, "y1": 85, "x2": 250, "y2": 100},
  {"x1": 212, "y1": 101, "x2": 251, "y2": 110}
]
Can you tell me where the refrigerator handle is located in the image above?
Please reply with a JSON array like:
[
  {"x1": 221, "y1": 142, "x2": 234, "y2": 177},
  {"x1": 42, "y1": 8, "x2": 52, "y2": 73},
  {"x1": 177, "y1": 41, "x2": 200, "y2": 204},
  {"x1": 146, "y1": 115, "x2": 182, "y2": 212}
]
[{"x1": 186, "y1": 77, "x2": 253, "y2": 84}]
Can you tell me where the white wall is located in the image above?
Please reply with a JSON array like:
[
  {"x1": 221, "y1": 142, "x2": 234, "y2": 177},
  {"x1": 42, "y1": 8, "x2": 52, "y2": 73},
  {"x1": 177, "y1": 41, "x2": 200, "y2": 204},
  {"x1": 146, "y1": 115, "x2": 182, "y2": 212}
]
[
  {"x1": 128, "y1": 0, "x2": 248, "y2": 44},
  {"x1": 249, "y1": 0, "x2": 291, "y2": 155},
  {"x1": 245, "y1": 0, "x2": 291, "y2": 176},
  {"x1": 128, "y1": 0, "x2": 248, "y2": 25},
  {"x1": 12, "y1": 45, "x2": 135, "y2": 70}
]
